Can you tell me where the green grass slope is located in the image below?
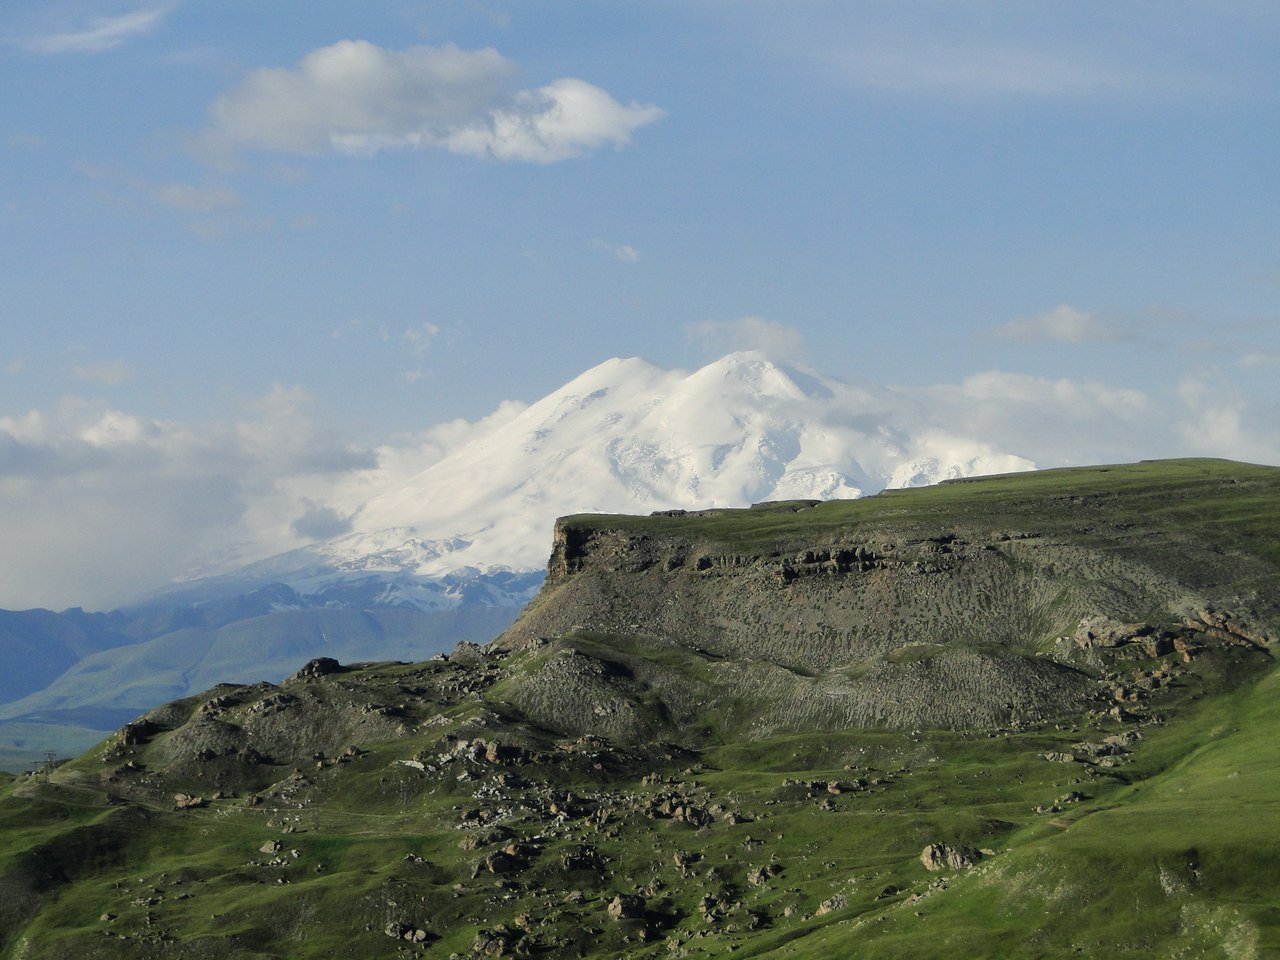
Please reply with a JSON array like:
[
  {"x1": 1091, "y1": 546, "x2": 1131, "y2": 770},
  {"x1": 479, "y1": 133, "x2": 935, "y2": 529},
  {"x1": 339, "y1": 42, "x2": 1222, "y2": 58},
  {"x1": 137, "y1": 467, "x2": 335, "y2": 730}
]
[
  {"x1": 3, "y1": 654, "x2": 1275, "y2": 957},
  {"x1": 560, "y1": 458, "x2": 1280, "y2": 560},
  {"x1": 0, "y1": 459, "x2": 1276, "y2": 958}
]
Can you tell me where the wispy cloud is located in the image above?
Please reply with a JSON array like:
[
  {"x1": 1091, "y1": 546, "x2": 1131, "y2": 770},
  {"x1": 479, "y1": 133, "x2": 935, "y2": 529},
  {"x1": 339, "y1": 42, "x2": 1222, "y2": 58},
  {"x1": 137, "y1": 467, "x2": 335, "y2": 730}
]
[
  {"x1": 5, "y1": 132, "x2": 44, "y2": 149},
  {"x1": 593, "y1": 239, "x2": 640, "y2": 262},
  {"x1": 195, "y1": 40, "x2": 663, "y2": 165},
  {"x1": 27, "y1": 5, "x2": 172, "y2": 54},
  {"x1": 80, "y1": 163, "x2": 240, "y2": 211},
  {"x1": 830, "y1": 40, "x2": 1140, "y2": 99},
  {"x1": 150, "y1": 181, "x2": 240, "y2": 213},
  {"x1": 746, "y1": 4, "x2": 1238, "y2": 102},
  {"x1": 71, "y1": 359, "x2": 135, "y2": 386},
  {"x1": 686, "y1": 316, "x2": 806, "y2": 361},
  {"x1": 1240, "y1": 349, "x2": 1280, "y2": 368},
  {"x1": 991, "y1": 305, "x2": 1138, "y2": 345},
  {"x1": 403, "y1": 322, "x2": 441, "y2": 357},
  {"x1": 80, "y1": 163, "x2": 244, "y2": 230}
]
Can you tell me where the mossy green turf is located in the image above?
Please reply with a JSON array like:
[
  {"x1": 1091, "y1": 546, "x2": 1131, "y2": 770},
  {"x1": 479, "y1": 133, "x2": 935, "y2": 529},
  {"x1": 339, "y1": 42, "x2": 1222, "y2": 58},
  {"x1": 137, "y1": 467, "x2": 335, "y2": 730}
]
[
  {"x1": 562, "y1": 458, "x2": 1280, "y2": 566},
  {"x1": 2, "y1": 459, "x2": 1279, "y2": 958}
]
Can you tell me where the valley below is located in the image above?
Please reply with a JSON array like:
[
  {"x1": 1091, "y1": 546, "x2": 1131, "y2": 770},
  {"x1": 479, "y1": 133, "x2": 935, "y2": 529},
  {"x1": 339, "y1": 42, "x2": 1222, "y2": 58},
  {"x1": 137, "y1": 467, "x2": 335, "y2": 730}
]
[{"x1": 2, "y1": 458, "x2": 1279, "y2": 958}]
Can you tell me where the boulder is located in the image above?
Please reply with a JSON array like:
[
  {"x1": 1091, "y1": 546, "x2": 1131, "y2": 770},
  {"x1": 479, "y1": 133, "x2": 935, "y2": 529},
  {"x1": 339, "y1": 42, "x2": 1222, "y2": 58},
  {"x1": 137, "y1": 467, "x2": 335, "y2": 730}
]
[
  {"x1": 746, "y1": 864, "x2": 782, "y2": 886},
  {"x1": 607, "y1": 894, "x2": 646, "y2": 920},
  {"x1": 920, "y1": 842, "x2": 981, "y2": 872},
  {"x1": 483, "y1": 850, "x2": 518, "y2": 874},
  {"x1": 816, "y1": 894, "x2": 847, "y2": 915},
  {"x1": 288, "y1": 657, "x2": 344, "y2": 681}
]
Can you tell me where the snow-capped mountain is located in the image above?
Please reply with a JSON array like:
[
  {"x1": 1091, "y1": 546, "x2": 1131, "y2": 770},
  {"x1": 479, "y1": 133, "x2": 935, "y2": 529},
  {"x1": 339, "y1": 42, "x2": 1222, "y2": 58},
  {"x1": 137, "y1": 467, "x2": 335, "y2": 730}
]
[
  {"x1": 0, "y1": 352, "x2": 1039, "y2": 761},
  {"x1": 180, "y1": 352, "x2": 1034, "y2": 608}
]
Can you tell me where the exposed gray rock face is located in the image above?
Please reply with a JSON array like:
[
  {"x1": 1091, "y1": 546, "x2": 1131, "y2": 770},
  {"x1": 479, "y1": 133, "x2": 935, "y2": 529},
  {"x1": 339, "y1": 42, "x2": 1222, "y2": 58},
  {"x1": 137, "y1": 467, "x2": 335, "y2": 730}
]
[
  {"x1": 498, "y1": 523, "x2": 1112, "y2": 736},
  {"x1": 489, "y1": 490, "x2": 1279, "y2": 742}
]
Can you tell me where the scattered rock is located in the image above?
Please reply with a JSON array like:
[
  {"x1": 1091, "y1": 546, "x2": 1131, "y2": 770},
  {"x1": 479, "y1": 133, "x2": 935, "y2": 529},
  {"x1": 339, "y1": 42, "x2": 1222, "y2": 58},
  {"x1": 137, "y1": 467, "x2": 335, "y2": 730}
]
[
  {"x1": 472, "y1": 925, "x2": 513, "y2": 956},
  {"x1": 561, "y1": 846, "x2": 602, "y2": 872},
  {"x1": 1072, "y1": 617, "x2": 1152, "y2": 649},
  {"x1": 746, "y1": 864, "x2": 782, "y2": 886}
]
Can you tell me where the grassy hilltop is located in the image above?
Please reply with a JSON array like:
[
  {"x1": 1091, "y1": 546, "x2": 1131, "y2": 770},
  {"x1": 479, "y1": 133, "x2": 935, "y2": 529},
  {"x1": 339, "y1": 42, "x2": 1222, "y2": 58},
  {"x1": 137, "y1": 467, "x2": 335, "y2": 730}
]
[{"x1": 1, "y1": 459, "x2": 1278, "y2": 958}]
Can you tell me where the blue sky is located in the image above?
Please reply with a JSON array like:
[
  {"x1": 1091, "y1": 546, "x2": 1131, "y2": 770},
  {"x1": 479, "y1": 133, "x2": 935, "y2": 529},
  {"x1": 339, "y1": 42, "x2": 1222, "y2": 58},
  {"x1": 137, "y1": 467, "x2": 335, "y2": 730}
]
[{"x1": 2, "y1": 1, "x2": 1279, "y2": 607}]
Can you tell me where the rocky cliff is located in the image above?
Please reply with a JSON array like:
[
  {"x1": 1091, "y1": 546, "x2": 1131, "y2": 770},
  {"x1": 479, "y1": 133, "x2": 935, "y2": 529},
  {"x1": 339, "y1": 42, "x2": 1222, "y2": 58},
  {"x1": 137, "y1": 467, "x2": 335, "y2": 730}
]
[{"x1": 493, "y1": 463, "x2": 1276, "y2": 739}]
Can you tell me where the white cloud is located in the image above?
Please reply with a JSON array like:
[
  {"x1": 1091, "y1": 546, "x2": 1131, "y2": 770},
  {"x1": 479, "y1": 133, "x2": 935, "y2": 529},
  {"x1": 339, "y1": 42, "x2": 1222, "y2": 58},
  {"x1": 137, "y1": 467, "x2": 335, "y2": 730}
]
[
  {"x1": 444, "y1": 78, "x2": 665, "y2": 163},
  {"x1": 991, "y1": 304, "x2": 1136, "y2": 344},
  {"x1": 0, "y1": 389, "x2": 379, "y2": 610},
  {"x1": 0, "y1": 388, "x2": 535, "y2": 610},
  {"x1": 27, "y1": 5, "x2": 171, "y2": 54},
  {"x1": 919, "y1": 371, "x2": 1162, "y2": 465},
  {"x1": 593, "y1": 239, "x2": 640, "y2": 262},
  {"x1": 1174, "y1": 373, "x2": 1280, "y2": 465},
  {"x1": 686, "y1": 316, "x2": 807, "y2": 361},
  {"x1": 919, "y1": 367, "x2": 1279, "y2": 469},
  {"x1": 196, "y1": 41, "x2": 662, "y2": 164}
]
